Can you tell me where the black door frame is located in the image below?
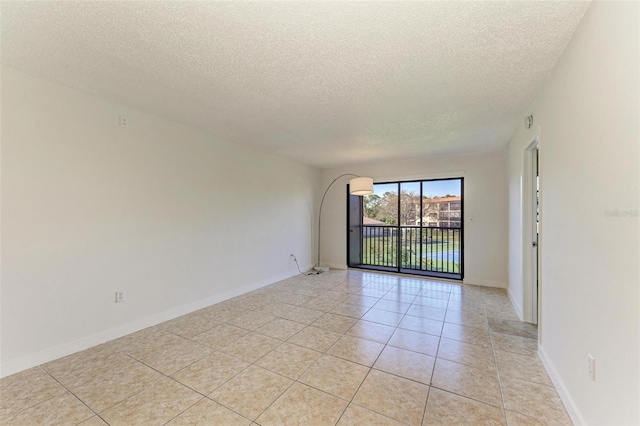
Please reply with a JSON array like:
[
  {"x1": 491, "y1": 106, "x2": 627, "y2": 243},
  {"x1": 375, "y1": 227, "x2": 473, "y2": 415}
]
[{"x1": 347, "y1": 177, "x2": 464, "y2": 280}]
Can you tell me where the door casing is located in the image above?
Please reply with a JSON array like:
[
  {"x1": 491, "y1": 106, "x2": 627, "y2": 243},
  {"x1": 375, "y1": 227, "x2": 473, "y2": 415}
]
[{"x1": 523, "y1": 136, "x2": 540, "y2": 326}]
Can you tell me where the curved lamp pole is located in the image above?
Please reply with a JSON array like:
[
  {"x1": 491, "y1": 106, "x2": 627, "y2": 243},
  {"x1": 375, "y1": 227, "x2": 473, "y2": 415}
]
[{"x1": 315, "y1": 174, "x2": 374, "y2": 272}]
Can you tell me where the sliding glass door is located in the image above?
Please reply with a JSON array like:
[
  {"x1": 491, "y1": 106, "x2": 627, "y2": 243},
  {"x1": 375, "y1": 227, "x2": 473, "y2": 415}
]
[{"x1": 348, "y1": 178, "x2": 463, "y2": 280}]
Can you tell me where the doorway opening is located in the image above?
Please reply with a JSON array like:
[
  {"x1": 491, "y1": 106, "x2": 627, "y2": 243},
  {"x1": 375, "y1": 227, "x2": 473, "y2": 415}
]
[
  {"x1": 523, "y1": 139, "x2": 540, "y2": 324},
  {"x1": 347, "y1": 178, "x2": 463, "y2": 280}
]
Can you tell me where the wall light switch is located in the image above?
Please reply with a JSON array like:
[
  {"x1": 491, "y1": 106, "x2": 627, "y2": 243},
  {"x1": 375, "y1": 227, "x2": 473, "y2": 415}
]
[{"x1": 587, "y1": 354, "x2": 595, "y2": 381}]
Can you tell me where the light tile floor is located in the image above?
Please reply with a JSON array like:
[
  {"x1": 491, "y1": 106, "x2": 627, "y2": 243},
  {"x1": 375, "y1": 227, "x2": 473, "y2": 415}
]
[{"x1": 0, "y1": 270, "x2": 573, "y2": 425}]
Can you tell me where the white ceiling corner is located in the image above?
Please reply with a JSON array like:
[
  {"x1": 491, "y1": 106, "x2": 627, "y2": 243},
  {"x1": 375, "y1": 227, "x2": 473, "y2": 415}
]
[{"x1": 0, "y1": 1, "x2": 590, "y2": 168}]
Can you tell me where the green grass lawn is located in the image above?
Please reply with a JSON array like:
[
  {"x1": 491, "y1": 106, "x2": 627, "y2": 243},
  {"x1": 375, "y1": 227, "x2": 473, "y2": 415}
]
[
  {"x1": 362, "y1": 237, "x2": 460, "y2": 273},
  {"x1": 419, "y1": 240, "x2": 460, "y2": 253}
]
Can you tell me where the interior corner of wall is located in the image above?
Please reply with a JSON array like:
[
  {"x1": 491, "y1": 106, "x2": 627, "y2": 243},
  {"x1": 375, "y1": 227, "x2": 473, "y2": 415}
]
[
  {"x1": 507, "y1": 286, "x2": 524, "y2": 320},
  {"x1": 328, "y1": 263, "x2": 348, "y2": 271}
]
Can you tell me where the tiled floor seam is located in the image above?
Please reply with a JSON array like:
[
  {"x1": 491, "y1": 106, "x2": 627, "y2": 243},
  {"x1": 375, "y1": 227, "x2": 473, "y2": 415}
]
[
  {"x1": 343, "y1": 401, "x2": 412, "y2": 425},
  {"x1": 422, "y1": 292, "x2": 507, "y2": 424},
  {"x1": 171, "y1": 358, "x2": 252, "y2": 396},
  {"x1": 353, "y1": 299, "x2": 428, "y2": 425},
  {"x1": 488, "y1": 330, "x2": 509, "y2": 425},
  {"x1": 223, "y1": 337, "x2": 314, "y2": 423},
  {"x1": 331, "y1": 332, "x2": 389, "y2": 420},
  {"x1": 159, "y1": 395, "x2": 207, "y2": 426},
  {"x1": 246, "y1": 369, "x2": 298, "y2": 422},
  {"x1": 488, "y1": 326, "x2": 565, "y2": 424},
  {"x1": 118, "y1": 347, "x2": 258, "y2": 422},
  {"x1": 1, "y1": 393, "x2": 60, "y2": 424},
  {"x1": 420, "y1": 385, "x2": 433, "y2": 426},
  {"x1": 39, "y1": 366, "x2": 102, "y2": 425}
]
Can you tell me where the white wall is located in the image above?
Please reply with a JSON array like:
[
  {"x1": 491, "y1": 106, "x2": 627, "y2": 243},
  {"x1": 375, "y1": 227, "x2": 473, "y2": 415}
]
[
  {"x1": 320, "y1": 151, "x2": 508, "y2": 288},
  {"x1": 506, "y1": 138, "x2": 525, "y2": 319},
  {"x1": 0, "y1": 69, "x2": 319, "y2": 376},
  {"x1": 506, "y1": 2, "x2": 639, "y2": 424}
]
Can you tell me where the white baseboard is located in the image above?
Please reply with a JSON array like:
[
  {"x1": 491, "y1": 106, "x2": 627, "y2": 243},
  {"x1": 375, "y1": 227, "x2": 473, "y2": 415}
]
[
  {"x1": 326, "y1": 263, "x2": 348, "y2": 270},
  {"x1": 538, "y1": 345, "x2": 586, "y2": 426},
  {"x1": 462, "y1": 277, "x2": 506, "y2": 288},
  {"x1": 329, "y1": 268, "x2": 505, "y2": 289},
  {"x1": 0, "y1": 269, "x2": 299, "y2": 378},
  {"x1": 507, "y1": 287, "x2": 524, "y2": 321}
]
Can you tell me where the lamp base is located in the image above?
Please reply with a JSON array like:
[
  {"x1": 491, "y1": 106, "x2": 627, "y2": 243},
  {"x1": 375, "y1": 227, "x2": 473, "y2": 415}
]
[{"x1": 313, "y1": 266, "x2": 330, "y2": 273}]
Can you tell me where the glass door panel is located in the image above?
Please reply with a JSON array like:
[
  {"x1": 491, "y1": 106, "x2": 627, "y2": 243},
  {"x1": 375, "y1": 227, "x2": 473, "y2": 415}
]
[
  {"x1": 362, "y1": 183, "x2": 398, "y2": 269},
  {"x1": 420, "y1": 179, "x2": 462, "y2": 276},
  {"x1": 400, "y1": 181, "x2": 421, "y2": 270}
]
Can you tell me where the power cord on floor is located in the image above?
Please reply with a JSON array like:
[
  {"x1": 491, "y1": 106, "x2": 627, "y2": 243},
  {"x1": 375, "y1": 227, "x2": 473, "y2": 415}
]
[{"x1": 290, "y1": 254, "x2": 317, "y2": 276}]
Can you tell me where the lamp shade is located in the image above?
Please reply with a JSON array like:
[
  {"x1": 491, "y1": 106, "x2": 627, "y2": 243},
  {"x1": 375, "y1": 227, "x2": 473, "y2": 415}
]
[{"x1": 349, "y1": 177, "x2": 374, "y2": 195}]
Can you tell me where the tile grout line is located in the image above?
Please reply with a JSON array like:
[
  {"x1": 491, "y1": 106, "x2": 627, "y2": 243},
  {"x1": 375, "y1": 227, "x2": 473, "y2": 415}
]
[
  {"x1": 488, "y1": 328, "x2": 510, "y2": 426},
  {"x1": 1, "y1": 367, "x2": 75, "y2": 424},
  {"x1": 336, "y1": 282, "x2": 434, "y2": 425},
  {"x1": 298, "y1": 280, "x2": 406, "y2": 424},
  {"x1": 37, "y1": 366, "x2": 104, "y2": 426},
  {"x1": 160, "y1": 395, "x2": 208, "y2": 426},
  {"x1": 246, "y1": 281, "x2": 362, "y2": 424},
  {"x1": 421, "y1": 290, "x2": 450, "y2": 425},
  {"x1": 210, "y1": 280, "x2": 357, "y2": 424}
]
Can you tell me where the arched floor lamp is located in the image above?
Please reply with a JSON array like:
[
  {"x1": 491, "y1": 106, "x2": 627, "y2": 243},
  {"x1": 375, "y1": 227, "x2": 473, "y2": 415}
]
[{"x1": 314, "y1": 174, "x2": 374, "y2": 273}]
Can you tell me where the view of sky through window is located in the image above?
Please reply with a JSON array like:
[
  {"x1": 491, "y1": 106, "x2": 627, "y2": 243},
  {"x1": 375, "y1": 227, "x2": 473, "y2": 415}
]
[{"x1": 372, "y1": 180, "x2": 461, "y2": 197}]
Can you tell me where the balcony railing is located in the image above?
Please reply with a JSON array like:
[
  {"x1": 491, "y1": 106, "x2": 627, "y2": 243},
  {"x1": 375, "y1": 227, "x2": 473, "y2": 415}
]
[{"x1": 362, "y1": 225, "x2": 461, "y2": 275}]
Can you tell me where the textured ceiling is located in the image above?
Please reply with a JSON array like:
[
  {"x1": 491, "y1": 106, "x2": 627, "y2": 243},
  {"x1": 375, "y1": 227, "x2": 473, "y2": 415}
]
[{"x1": 1, "y1": 1, "x2": 590, "y2": 168}]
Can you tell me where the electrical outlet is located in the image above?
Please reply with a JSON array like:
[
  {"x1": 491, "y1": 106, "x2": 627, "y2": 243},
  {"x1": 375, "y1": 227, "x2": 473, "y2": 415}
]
[
  {"x1": 119, "y1": 115, "x2": 128, "y2": 127},
  {"x1": 115, "y1": 290, "x2": 125, "y2": 303},
  {"x1": 587, "y1": 354, "x2": 595, "y2": 381}
]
